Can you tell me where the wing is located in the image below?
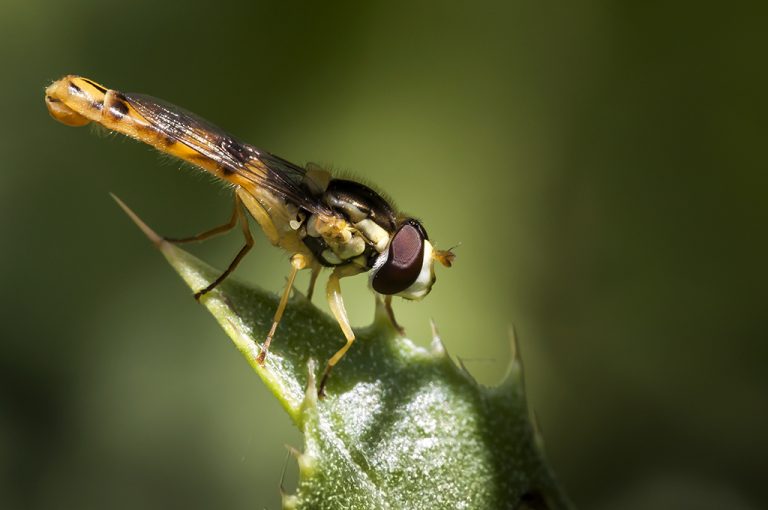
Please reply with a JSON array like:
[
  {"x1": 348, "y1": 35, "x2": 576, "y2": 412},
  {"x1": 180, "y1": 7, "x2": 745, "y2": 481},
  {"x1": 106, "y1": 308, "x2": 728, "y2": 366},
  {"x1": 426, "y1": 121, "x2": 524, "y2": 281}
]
[{"x1": 123, "y1": 92, "x2": 330, "y2": 214}]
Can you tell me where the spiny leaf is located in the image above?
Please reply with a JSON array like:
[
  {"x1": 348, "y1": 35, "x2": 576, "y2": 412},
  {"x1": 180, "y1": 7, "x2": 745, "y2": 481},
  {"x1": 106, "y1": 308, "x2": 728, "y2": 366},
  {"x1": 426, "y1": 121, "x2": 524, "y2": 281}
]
[{"x1": 114, "y1": 195, "x2": 572, "y2": 510}]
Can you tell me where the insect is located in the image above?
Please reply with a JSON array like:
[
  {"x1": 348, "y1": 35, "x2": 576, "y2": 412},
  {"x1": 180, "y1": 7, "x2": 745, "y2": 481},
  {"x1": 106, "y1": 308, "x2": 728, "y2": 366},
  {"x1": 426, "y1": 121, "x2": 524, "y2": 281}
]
[{"x1": 45, "y1": 75, "x2": 454, "y2": 396}]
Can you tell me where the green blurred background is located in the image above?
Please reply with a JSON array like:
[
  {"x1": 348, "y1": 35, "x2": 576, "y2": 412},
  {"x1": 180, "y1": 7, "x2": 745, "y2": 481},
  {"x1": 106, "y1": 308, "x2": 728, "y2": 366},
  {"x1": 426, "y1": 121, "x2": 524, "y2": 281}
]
[{"x1": 1, "y1": 1, "x2": 766, "y2": 508}]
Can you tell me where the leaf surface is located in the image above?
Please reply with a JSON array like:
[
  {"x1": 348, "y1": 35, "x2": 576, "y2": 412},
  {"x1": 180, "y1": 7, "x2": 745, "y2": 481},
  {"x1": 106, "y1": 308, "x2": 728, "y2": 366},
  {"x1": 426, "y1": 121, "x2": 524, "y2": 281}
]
[{"x1": 115, "y1": 196, "x2": 572, "y2": 510}]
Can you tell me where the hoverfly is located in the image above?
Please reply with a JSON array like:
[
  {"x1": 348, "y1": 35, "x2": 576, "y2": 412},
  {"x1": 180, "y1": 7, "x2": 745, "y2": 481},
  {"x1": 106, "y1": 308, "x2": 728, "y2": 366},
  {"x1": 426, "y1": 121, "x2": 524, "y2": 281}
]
[{"x1": 45, "y1": 75, "x2": 454, "y2": 396}]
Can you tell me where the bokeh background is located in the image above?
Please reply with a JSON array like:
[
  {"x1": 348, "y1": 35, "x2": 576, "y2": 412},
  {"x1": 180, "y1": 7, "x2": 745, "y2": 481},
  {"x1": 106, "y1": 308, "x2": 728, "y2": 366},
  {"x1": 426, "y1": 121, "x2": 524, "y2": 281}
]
[{"x1": 1, "y1": 1, "x2": 766, "y2": 508}]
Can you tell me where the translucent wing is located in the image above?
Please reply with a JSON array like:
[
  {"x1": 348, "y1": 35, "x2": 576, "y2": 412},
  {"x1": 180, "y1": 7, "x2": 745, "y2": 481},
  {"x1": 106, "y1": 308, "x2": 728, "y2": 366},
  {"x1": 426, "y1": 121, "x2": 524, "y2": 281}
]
[{"x1": 123, "y1": 92, "x2": 329, "y2": 214}]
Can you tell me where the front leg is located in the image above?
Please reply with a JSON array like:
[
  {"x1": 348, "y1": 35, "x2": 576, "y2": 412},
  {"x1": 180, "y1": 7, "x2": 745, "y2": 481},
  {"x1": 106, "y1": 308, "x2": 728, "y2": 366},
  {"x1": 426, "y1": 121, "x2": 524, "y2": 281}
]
[{"x1": 383, "y1": 295, "x2": 406, "y2": 335}]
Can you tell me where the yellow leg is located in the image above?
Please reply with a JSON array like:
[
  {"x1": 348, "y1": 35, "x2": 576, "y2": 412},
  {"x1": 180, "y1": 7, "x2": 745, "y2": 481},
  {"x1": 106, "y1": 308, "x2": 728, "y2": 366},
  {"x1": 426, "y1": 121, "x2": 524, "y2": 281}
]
[
  {"x1": 306, "y1": 263, "x2": 322, "y2": 301},
  {"x1": 384, "y1": 295, "x2": 405, "y2": 335},
  {"x1": 164, "y1": 198, "x2": 239, "y2": 244},
  {"x1": 319, "y1": 264, "x2": 365, "y2": 397},
  {"x1": 257, "y1": 253, "x2": 309, "y2": 364},
  {"x1": 194, "y1": 195, "x2": 254, "y2": 300}
]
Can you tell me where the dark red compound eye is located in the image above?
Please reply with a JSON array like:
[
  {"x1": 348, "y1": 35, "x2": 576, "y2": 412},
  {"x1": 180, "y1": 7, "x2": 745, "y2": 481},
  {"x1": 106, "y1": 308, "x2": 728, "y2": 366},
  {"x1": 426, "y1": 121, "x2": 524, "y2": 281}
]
[{"x1": 372, "y1": 220, "x2": 427, "y2": 295}]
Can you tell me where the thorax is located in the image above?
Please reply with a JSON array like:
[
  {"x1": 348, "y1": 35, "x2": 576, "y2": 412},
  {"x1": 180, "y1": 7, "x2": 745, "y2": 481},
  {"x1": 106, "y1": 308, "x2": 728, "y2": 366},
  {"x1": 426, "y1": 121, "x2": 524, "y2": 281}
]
[{"x1": 298, "y1": 179, "x2": 397, "y2": 269}]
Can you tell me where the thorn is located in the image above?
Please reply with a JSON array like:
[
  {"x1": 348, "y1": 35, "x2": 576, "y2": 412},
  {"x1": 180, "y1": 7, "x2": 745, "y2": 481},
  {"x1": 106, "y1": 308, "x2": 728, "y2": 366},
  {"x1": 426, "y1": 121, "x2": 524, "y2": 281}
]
[
  {"x1": 457, "y1": 356, "x2": 472, "y2": 377},
  {"x1": 278, "y1": 449, "x2": 292, "y2": 495},
  {"x1": 508, "y1": 324, "x2": 521, "y2": 362},
  {"x1": 530, "y1": 410, "x2": 547, "y2": 451},
  {"x1": 429, "y1": 318, "x2": 447, "y2": 356},
  {"x1": 530, "y1": 410, "x2": 544, "y2": 436},
  {"x1": 284, "y1": 444, "x2": 302, "y2": 459},
  {"x1": 304, "y1": 359, "x2": 319, "y2": 403},
  {"x1": 500, "y1": 324, "x2": 525, "y2": 389},
  {"x1": 430, "y1": 318, "x2": 441, "y2": 341},
  {"x1": 109, "y1": 193, "x2": 165, "y2": 247}
]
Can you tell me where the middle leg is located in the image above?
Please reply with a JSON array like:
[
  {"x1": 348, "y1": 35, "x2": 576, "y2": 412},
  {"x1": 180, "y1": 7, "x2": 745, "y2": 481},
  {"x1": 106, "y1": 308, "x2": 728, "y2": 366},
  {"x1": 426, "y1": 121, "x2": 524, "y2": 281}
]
[
  {"x1": 318, "y1": 264, "x2": 365, "y2": 397},
  {"x1": 257, "y1": 253, "x2": 310, "y2": 364}
]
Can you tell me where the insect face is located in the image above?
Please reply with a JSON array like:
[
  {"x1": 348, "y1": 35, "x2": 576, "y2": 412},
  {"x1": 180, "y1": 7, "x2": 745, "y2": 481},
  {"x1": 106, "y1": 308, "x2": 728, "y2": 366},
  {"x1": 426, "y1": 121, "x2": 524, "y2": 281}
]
[{"x1": 370, "y1": 219, "x2": 436, "y2": 300}]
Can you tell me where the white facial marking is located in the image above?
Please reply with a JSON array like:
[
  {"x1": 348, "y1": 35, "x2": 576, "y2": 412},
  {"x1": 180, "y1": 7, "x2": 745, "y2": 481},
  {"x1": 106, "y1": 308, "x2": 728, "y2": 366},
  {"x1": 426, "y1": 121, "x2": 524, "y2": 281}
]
[{"x1": 396, "y1": 240, "x2": 435, "y2": 300}]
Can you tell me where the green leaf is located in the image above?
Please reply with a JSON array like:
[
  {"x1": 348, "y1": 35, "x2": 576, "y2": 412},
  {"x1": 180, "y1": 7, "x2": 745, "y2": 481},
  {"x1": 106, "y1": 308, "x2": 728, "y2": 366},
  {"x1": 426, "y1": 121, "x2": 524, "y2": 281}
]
[{"x1": 114, "y1": 196, "x2": 572, "y2": 510}]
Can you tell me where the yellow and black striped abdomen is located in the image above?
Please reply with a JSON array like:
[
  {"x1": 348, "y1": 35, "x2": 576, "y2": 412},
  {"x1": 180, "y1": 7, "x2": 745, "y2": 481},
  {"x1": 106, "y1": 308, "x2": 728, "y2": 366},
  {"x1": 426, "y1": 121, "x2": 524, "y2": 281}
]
[{"x1": 44, "y1": 75, "x2": 251, "y2": 185}]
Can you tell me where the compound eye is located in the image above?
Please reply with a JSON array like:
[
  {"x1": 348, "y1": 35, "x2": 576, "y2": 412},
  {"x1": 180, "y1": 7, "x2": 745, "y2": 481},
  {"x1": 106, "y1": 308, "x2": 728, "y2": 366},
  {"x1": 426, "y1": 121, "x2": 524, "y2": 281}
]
[{"x1": 371, "y1": 221, "x2": 426, "y2": 295}]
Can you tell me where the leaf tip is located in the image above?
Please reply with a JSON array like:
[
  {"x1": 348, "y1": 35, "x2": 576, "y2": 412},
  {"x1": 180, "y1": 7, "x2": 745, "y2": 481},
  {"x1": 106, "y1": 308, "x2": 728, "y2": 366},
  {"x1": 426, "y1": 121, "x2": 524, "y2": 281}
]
[
  {"x1": 429, "y1": 318, "x2": 448, "y2": 358},
  {"x1": 110, "y1": 192, "x2": 166, "y2": 248},
  {"x1": 456, "y1": 356, "x2": 477, "y2": 383},
  {"x1": 500, "y1": 324, "x2": 524, "y2": 387},
  {"x1": 530, "y1": 409, "x2": 547, "y2": 451}
]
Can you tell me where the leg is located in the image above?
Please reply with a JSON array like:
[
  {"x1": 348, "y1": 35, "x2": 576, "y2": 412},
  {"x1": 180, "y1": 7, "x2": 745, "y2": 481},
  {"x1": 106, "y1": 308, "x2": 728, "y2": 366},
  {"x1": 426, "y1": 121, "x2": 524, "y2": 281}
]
[
  {"x1": 384, "y1": 295, "x2": 405, "y2": 335},
  {"x1": 165, "y1": 198, "x2": 239, "y2": 243},
  {"x1": 257, "y1": 253, "x2": 309, "y2": 364},
  {"x1": 194, "y1": 196, "x2": 254, "y2": 299},
  {"x1": 306, "y1": 262, "x2": 322, "y2": 301},
  {"x1": 318, "y1": 264, "x2": 365, "y2": 397}
]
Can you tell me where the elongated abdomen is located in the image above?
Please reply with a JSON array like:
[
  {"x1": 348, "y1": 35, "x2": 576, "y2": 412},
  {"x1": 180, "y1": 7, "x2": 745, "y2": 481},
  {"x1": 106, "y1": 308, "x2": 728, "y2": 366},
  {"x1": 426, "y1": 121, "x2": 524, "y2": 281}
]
[{"x1": 44, "y1": 75, "x2": 244, "y2": 181}]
